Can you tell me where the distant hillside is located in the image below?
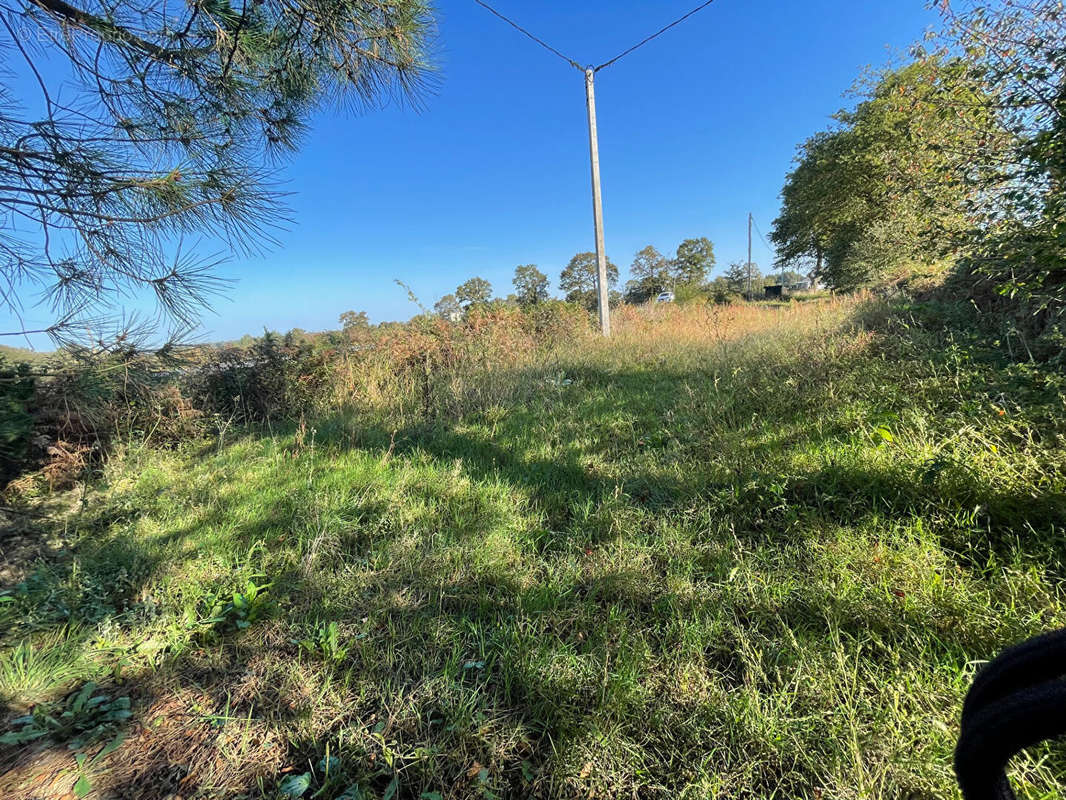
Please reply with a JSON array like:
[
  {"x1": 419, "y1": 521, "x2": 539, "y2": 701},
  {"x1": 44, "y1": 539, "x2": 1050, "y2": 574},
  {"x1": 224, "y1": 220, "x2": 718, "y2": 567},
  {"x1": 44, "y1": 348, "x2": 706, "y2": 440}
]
[{"x1": 0, "y1": 343, "x2": 51, "y2": 364}]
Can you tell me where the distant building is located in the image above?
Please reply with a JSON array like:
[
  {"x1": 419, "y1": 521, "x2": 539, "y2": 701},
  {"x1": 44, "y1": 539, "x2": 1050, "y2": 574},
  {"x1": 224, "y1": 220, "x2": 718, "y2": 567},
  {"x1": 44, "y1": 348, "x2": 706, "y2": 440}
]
[{"x1": 765, "y1": 280, "x2": 812, "y2": 298}]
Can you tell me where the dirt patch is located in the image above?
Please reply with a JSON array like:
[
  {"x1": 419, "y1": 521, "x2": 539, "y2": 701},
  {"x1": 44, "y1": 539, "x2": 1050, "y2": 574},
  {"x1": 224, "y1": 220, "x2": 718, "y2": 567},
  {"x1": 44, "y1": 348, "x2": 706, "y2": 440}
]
[
  {"x1": 0, "y1": 513, "x2": 70, "y2": 589},
  {"x1": 0, "y1": 679, "x2": 286, "y2": 800}
]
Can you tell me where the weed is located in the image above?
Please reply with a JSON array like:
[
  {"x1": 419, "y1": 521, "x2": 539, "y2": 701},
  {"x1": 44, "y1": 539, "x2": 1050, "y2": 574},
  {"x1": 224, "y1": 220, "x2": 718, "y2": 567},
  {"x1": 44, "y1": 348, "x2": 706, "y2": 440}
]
[
  {"x1": 198, "y1": 578, "x2": 273, "y2": 634},
  {"x1": 1, "y1": 681, "x2": 131, "y2": 748},
  {"x1": 71, "y1": 733, "x2": 125, "y2": 797},
  {"x1": 296, "y1": 621, "x2": 350, "y2": 664}
]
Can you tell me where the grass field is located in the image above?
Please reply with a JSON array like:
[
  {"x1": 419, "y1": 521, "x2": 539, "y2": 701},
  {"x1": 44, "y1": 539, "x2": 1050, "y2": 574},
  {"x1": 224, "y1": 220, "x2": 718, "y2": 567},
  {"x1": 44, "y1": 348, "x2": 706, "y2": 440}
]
[{"x1": 2, "y1": 297, "x2": 1065, "y2": 799}]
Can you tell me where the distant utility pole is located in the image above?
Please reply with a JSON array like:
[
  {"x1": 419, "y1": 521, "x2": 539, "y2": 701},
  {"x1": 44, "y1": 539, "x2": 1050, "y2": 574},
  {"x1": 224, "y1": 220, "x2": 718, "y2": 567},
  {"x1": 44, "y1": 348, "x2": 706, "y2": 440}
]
[
  {"x1": 585, "y1": 68, "x2": 610, "y2": 337},
  {"x1": 747, "y1": 212, "x2": 753, "y2": 299},
  {"x1": 471, "y1": 0, "x2": 719, "y2": 336}
]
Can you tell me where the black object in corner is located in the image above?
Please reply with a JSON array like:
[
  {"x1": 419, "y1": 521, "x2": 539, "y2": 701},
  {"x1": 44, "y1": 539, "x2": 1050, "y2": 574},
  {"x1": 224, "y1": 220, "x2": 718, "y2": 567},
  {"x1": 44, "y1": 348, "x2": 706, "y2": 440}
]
[{"x1": 955, "y1": 628, "x2": 1066, "y2": 800}]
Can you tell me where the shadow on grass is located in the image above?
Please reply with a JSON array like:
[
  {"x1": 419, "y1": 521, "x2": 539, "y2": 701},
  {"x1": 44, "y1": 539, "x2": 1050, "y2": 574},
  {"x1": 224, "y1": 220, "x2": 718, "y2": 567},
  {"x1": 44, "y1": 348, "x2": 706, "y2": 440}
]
[{"x1": 2, "y1": 343, "x2": 1065, "y2": 797}]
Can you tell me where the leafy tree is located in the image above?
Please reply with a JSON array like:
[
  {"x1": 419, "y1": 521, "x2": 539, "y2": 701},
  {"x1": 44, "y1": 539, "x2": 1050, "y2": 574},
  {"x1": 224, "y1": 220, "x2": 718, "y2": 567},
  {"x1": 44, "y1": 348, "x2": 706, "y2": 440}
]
[
  {"x1": 935, "y1": 0, "x2": 1064, "y2": 223},
  {"x1": 434, "y1": 294, "x2": 462, "y2": 320},
  {"x1": 769, "y1": 130, "x2": 853, "y2": 285},
  {"x1": 774, "y1": 269, "x2": 807, "y2": 287},
  {"x1": 931, "y1": 1, "x2": 1066, "y2": 352},
  {"x1": 512, "y1": 265, "x2": 549, "y2": 306},
  {"x1": 771, "y1": 57, "x2": 1003, "y2": 290},
  {"x1": 559, "y1": 252, "x2": 619, "y2": 310},
  {"x1": 339, "y1": 311, "x2": 370, "y2": 331},
  {"x1": 455, "y1": 277, "x2": 493, "y2": 308},
  {"x1": 285, "y1": 328, "x2": 310, "y2": 345},
  {"x1": 671, "y1": 238, "x2": 715, "y2": 287},
  {"x1": 0, "y1": 0, "x2": 432, "y2": 348},
  {"x1": 624, "y1": 246, "x2": 671, "y2": 303},
  {"x1": 724, "y1": 262, "x2": 760, "y2": 294}
]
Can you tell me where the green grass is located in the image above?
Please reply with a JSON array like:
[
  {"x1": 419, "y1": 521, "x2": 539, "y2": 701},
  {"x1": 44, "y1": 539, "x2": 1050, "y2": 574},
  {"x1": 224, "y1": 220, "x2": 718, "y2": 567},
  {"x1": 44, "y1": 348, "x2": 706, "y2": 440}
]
[{"x1": 2, "y1": 299, "x2": 1065, "y2": 799}]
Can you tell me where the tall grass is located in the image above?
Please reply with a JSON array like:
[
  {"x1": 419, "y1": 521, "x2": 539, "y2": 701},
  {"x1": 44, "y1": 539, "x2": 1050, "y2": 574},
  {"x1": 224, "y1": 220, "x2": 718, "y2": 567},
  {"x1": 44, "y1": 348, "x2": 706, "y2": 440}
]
[{"x1": 2, "y1": 296, "x2": 1064, "y2": 799}]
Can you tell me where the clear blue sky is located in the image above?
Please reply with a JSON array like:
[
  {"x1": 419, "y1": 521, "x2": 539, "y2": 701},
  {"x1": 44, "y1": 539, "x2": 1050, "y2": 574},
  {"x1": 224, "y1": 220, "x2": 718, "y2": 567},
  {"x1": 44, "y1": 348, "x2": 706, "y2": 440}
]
[{"x1": 6, "y1": 0, "x2": 941, "y2": 344}]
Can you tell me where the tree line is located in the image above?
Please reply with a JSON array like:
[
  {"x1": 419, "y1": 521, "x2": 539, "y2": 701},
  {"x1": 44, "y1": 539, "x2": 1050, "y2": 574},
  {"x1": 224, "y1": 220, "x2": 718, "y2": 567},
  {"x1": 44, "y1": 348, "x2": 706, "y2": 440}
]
[
  {"x1": 421, "y1": 236, "x2": 809, "y2": 321},
  {"x1": 769, "y1": 0, "x2": 1064, "y2": 353}
]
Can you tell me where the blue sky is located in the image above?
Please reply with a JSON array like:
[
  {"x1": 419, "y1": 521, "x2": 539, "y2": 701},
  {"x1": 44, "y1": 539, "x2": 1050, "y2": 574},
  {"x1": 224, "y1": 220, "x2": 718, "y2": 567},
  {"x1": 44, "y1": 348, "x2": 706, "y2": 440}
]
[{"x1": 5, "y1": 0, "x2": 940, "y2": 344}]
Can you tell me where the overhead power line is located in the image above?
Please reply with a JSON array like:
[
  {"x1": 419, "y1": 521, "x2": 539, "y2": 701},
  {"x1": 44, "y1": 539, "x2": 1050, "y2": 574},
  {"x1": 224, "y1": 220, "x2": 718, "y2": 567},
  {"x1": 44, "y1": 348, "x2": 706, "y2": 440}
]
[
  {"x1": 471, "y1": 0, "x2": 582, "y2": 71},
  {"x1": 594, "y1": 0, "x2": 717, "y2": 72},
  {"x1": 472, "y1": 0, "x2": 720, "y2": 73},
  {"x1": 470, "y1": 0, "x2": 719, "y2": 335},
  {"x1": 751, "y1": 217, "x2": 775, "y2": 256}
]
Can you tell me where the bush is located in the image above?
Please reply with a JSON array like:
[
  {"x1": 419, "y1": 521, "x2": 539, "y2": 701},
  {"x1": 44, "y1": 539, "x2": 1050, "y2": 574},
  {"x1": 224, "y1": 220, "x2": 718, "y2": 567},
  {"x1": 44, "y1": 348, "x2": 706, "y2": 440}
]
[
  {"x1": 190, "y1": 330, "x2": 335, "y2": 423},
  {"x1": 1, "y1": 352, "x2": 210, "y2": 493},
  {"x1": 0, "y1": 359, "x2": 35, "y2": 486},
  {"x1": 1, "y1": 304, "x2": 594, "y2": 488},
  {"x1": 711, "y1": 287, "x2": 742, "y2": 305},
  {"x1": 944, "y1": 219, "x2": 1066, "y2": 362}
]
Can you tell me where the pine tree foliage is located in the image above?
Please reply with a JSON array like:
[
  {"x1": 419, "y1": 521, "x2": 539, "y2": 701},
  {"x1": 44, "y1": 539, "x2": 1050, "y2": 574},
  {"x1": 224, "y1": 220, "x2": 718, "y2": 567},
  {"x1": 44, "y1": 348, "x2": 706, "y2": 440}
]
[{"x1": 0, "y1": 0, "x2": 434, "y2": 348}]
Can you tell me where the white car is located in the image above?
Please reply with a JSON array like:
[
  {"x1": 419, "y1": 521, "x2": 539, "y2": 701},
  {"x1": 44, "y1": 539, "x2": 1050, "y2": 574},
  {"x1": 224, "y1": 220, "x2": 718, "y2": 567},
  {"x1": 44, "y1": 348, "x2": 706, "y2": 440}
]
[{"x1": 656, "y1": 291, "x2": 675, "y2": 303}]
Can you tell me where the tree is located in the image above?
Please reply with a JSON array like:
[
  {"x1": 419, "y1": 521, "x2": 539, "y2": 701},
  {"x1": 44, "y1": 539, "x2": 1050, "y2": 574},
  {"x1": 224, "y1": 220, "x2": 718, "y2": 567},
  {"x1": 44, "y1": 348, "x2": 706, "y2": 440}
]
[
  {"x1": 434, "y1": 294, "x2": 462, "y2": 320},
  {"x1": 512, "y1": 265, "x2": 549, "y2": 306},
  {"x1": 771, "y1": 56, "x2": 1002, "y2": 290},
  {"x1": 624, "y1": 246, "x2": 670, "y2": 304},
  {"x1": 339, "y1": 311, "x2": 370, "y2": 331},
  {"x1": 455, "y1": 277, "x2": 493, "y2": 308},
  {"x1": 935, "y1": 0, "x2": 1064, "y2": 223},
  {"x1": 724, "y1": 262, "x2": 760, "y2": 294},
  {"x1": 559, "y1": 252, "x2": 619, "y2": 310},
  {"x1": 671, "y1": 238, "x2": 715, "y2": 287},
  {"x1": 0, "y1": 0, "x2": 433, "y2": 348},
  {"x1": 773, "y1": 269, "x2": 807, "y2": 287},
  {"x1": 930, "y1": 2, "x2": 1066, "y2": 352},
  {"x1": 769, "y1": 130, "x2": 854, "y2": 285}
]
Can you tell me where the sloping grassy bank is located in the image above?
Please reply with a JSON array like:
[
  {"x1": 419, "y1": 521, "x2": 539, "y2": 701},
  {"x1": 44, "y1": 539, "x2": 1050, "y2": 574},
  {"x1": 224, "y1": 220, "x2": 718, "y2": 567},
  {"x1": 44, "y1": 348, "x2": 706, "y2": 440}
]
[{"x1": 2, "y1": 298, "x2": 1065, "y2": 799}]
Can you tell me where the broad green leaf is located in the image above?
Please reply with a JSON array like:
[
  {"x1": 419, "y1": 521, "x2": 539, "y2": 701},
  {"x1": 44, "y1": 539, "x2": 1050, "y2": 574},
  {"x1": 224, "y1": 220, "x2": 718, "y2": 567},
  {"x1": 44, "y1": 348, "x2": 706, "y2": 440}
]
[
  {"x1": 278, "y1": 772, "x2": 313, "y2": 798},
  {"x1": 73, "y1": 775, "x2": 91, "y2": 798}
]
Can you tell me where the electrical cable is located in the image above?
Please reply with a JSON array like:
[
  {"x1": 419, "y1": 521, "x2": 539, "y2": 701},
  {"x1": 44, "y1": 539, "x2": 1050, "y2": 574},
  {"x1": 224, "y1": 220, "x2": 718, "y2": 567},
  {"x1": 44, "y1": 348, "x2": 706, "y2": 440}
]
[
  {"x1": 594, "y1": 0, "x2": 717, "y2": 72},
  {"x1": 751, "y1": 217, "x2": 776, "y2": 256},
  {"x1": 471, "y1": 0, "x2": 583, "y2": 71},
  {"x1": 471, "y1": 0, "x2": 718, "y2": 74}
]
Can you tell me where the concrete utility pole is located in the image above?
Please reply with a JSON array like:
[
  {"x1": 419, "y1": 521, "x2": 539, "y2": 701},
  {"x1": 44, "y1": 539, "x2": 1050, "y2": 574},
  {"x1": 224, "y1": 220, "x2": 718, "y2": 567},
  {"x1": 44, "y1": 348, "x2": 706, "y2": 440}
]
[
  {"x1": 584, "y1": 67, "x2": 611, "y2": 337},
  {"x1": 747, "y1": 212, "x2": 753, "y2": 299},
  {"x1": 473, "y1": 1, "x2": 720, "y2": 337}
]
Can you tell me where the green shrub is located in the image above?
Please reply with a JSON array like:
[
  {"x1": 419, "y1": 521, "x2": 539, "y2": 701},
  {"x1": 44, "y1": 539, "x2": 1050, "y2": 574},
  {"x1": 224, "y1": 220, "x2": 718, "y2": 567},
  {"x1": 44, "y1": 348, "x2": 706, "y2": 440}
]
[
  {"x1": 710, "y1": 287, "x2": 742, "y2": 304},
  {"x1": 946, "y1": 218, "x2": 1066, "y2": 362},
  {"x1": 0, "y1": 359, "x2": 35, "y2": 486},
  {"x1": 190, "y1": 330, "x2": 334, "y2": 423}
]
